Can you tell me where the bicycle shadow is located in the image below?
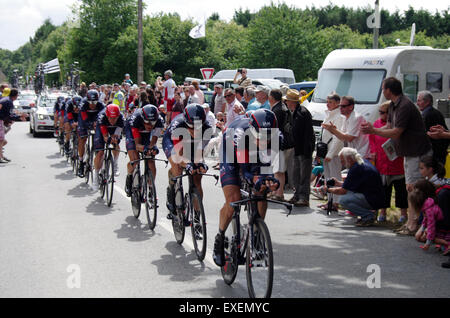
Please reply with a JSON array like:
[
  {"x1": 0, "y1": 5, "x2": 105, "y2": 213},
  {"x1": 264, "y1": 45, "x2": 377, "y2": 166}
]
[
  {"x1": 50, "y1": 161, "x2": 69, "y2": 169},
  {"x1": 113, "y1": 216, "x2": 156, "y2": 242},
  {"x1": 151, "y1": 241, "x2": 208, "y2": 282},
  {"x1": 46, "y1": 153, "x2": 62, "y2": 160},
  {"x1": 86, "y1": 197, "x2": 115, "y2": 216},
  {"x1": 55, "y1": 170, "x2": 77, "y2": 181},
  {"x1": 67, "y1": 183, "x2": 94, "y2": 198}
]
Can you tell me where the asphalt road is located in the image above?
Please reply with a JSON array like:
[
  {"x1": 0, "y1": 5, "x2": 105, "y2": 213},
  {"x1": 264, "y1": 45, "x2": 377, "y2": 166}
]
[{"x1": 1, "y1": 122, "x2": 449, "y2": 298}]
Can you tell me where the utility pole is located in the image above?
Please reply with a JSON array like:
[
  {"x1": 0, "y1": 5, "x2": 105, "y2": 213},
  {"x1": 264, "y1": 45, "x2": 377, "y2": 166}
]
[
  {"x1": 137, "y1": 0, "x2": 144, "y2": 84},
  {"x1": 373, "y1": 0, "x2": 380, "y2": 49}
]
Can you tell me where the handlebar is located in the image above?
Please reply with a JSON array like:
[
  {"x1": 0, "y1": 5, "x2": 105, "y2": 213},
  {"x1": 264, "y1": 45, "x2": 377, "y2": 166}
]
[
  {"x1": 171, "y1": 172, "x2": 220, "y2": 186},
  {"x1": 130, "y1": 156, "x2": 169, "y2": 167}
]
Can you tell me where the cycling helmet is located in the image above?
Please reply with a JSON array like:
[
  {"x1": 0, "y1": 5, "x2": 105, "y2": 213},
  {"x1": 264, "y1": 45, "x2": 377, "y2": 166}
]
[
  {"x1": 248, "y1": 109, "x2": 278, "y2": 140},
  {"x1": 142, "y1": 104, "x2": 159, "y2": 125},
  {"x1": 57, "y1": 96, "x2": 65, "y2": 104},
  {"x1": 245, "y1": 110, "x2": 255, "y2": 118},
  {"x1": 86, "y1": 89, "x2": 99, "y2": 102},
  {"x1": 184, "y1": 104, "x2": 206, "y2": 128},
  {"x1": 72, "y1": 96, "x2": 82, "y2": 107},
  {"x1": 105, "y1": 104, "x2": 120, "y2": 118}
]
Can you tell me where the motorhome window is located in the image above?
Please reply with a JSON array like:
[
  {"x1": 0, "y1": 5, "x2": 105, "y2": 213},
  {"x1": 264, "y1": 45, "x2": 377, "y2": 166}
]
[
  {"x1": 426, "y1": 72, "x2": 442, "y2": 93},
  {"x1": 275, "y1": 77, "x2": 294, "y2": 84},
  {"x1": 403, "y1": 74, "x2": 419, "y2": 102},
  {"x1": 313, "y1": 69, "x2": 386, "y2": 104}
]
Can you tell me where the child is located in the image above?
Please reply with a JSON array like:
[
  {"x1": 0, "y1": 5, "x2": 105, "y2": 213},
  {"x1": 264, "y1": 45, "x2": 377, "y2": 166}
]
[
  {"x1": 409, "y1": 180, "x2": 449, "y2": 255},
  {"x1": 419, "y1": 156, "x2": 447, "y2": 186}
]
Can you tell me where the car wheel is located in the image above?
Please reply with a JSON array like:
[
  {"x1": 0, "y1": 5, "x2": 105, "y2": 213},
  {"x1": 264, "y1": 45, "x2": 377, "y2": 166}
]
[
  {"x1": 29, "y1": 123, "x2": 33, "y2": 134},
  {"x1": 32, "y1": 123, "x2": 39, "y2": 138}
]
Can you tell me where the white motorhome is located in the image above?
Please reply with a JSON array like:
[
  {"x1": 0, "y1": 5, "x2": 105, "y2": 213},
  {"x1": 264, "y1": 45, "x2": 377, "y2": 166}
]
[
  {"x1": 308, "y1": 47, "x2": 450, "y2": 134},
  {"x1": 213, "y1": 68, "x2": 296, "y2": 84}
]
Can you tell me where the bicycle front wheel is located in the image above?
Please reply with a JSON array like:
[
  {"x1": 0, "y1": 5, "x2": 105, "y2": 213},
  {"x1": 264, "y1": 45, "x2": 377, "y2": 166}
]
[
  {"x1": 172, "y1": 188, "x2": 185, "y2": 245},
  {"x1": 145, "y1": 170, "x2": 157, "y2": 230},
  {"x1": 190, "y1": 189, "x2": 207, "y2": 261},
  {"x1": 246, "y1": 218, "x2": 274, "y2": 299},
  {"x1": 131, "y1": 170, "x2": 141, "y2": 218},
  {"x1": 105, "y1": 156, "x2": 114, "y2": 207}
]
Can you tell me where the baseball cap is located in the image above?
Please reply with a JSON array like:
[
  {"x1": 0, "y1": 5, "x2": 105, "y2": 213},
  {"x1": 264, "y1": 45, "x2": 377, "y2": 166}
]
[{"x1": 255, "y1": 85, "x2": 270, "y2": 95}]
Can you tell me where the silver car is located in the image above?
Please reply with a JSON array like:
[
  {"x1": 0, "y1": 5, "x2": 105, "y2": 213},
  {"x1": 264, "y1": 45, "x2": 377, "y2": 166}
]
[
  {"x1": 29, "y1": 95, "x2": 60, "y2": 137},
  {"x1": 14, "y1": 91, "x2": 37, "y2": 119}
]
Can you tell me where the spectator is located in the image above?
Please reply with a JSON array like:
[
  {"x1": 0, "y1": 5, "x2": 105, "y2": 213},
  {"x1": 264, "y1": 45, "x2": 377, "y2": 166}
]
[
  {"x1": 159, "y1": 105, "x2": 167, "y2": 124},
  {"x1": 244, "y1": 87, "x2": 256, "y2": 111},
  {"x1": 235, "y1": 86, "x2": 246, "y2": 108},
  {"x1": 316, "y1": 93, "x2": 345, "y2": 212},
  {"x1": 324, "y1": 148, "x2": 385, "y2": 227},
  {"x1": 126, "y1": 85, "x2": 138, "y2": 113},
  {"x1": 0, "y1": 83, "x2": 8, "y2": 96},
  {"x1": 283, "y1": 89, "x2": 315, "y2": 207},
  {"x1": 361, "y1": 77, "x2": 432, "y2": 235},
  {"x1": 192, "y1": 80, "x2": 204, "y2": 104},
  {"x1": 171, "y1": 92, "x2": 185, "y2": 121},
  {"x1": 156, "y1": 70, "x2": 177, "y2": 122},
  {"x1": 124, "y1": 73, "x2": 133, "y2": 85},
  {"x1": 146, "y1": 87, "x2": 157, "y2": 106},
  {"x1": 428, "y1": 124, "x2": 450, "y2": 140},
  {"x1": 0, "y1": 89, "x2": 27, "y2": 163},
  {"x1": 187, "y1": 85, "x2": 201, "y2": 104},
  {"x1": 138, "y1": 91, "x2": 149, "y2": 108},
  {"x1": 299, "y1": 90, "x2": 310, "y2": 107},
  {"x1": 410, "y1": 179, "x2": 449, "y2": 255},
  {"x1": 155, "y1": 90, "x2": 164, "y2": 106},
  {"x1": 223, "y1": 88, "x2": 245, "y2": 127},
  {"x1": 322, "y1": 95, "x2": 370, "y2": 159},
  {"x1": 248, "y1": 85, "x2": 271, "y2": 111},
  {"x1": 202, "y1": 103, "x2": 216, "y2": 134},
  {"x1": 417, "y1": 90, "x2": 449, "y2": 165},
  {"x1": 419, "y1": 156, "x2": 447, "y2": 186},
  {"x1": 112, "y1": 83, "x2": 126, "y2": 114},
  {"x1": 99, "y1": 85, "x2": 107, "y2": 104},
  {"x1": 233, "y1": 68, "x2": 252, "y2": 87},
  {"x1": 79, "y1": 82, "x2": 88, "y2": 98},
  {"x1": 369, "y1": 102, "x2": 408, "y2": 223},
  {"x1": 213, "y1": 84, "x2": 226, "y2": 116}
]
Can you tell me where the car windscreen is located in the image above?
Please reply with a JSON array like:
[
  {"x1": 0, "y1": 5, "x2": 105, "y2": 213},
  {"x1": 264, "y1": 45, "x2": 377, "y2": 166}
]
[
  {"x1": 39, "y1": 98, "x2": 57, "y2": 108},
  {"x1": 313, "y1": 69, "x2": 386, "y2": 104}
]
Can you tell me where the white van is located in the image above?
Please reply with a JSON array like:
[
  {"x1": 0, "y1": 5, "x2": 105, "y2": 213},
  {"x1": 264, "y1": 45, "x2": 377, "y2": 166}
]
[
  {"x1": 213, "y1": 68, "x2": 296, "y2": 85},
  {"x1": 308, "y1": 47, "x2": 450, "y2": 134}
]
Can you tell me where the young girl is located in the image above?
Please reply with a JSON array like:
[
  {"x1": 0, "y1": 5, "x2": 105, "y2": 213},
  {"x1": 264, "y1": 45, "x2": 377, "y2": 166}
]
[
  {"x1": 419, "y1": 156, "x2": 447, "y2": 186},
  {"x1": 410, "y1": 180, "x2": 449, "y2": 255}
]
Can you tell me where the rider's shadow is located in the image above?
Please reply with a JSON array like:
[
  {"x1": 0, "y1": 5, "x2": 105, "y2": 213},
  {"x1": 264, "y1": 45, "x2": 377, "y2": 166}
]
[
  {"x1": 55, "y1": 170, "x2": 76, "y2": 181},
  {"x1": 151, "y1": 242, "x2": 207, "y2": 282},
  {"x1": 114, "y1": 216, "x2": 156, "y2": 242},
  {"x1": 46, "y1": 153, "x2": 62, "y2": 160},
  {"x1": 86, "y1": 197, "x2": 115, "y2": 216},
  {"x1": 68, "y1": 183, "x2": 94, "y2": 198},
  {"x1": 50, "y1": 161, "x2": 68, "y2": 169}
]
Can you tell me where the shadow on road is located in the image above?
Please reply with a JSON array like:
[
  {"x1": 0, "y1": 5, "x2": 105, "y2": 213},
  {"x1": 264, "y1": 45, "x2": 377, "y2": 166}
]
[
  {"x1": 67, "y1": 183, "x2": 94, "y2": 198},
  {"x1": 151, "y1": 241, "x2": 209, "y2": 282},
  {"x1": 114, "y1": 216, "x2": 156, "y2": 242},
  {"x1": 46, "y1": 153, "x2": 63, "y2": 160},
  {"x1": 86, "y1": 197, "x2": 115, "y2": 216},
  {"x1": 55, "y1": 170, "x2": 77, "y2": 181},
  {"x1": 50, "y1": 161, "x2": 69, "y2": 169}
]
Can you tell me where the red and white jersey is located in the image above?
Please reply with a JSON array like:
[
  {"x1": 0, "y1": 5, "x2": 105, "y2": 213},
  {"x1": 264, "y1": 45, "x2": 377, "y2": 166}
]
[{"x1": 163, "y1": 78, "x2": 176, "y2": 100}]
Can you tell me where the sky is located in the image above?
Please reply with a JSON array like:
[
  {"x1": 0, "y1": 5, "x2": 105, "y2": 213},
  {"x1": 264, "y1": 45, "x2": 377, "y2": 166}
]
[{"x1": 1, "y1": 0, "x2": 448, "y2": 51}]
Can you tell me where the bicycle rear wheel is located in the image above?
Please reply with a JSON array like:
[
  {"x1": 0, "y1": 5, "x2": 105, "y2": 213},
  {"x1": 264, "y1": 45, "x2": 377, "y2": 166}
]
[
  {"x1": 246, "y1": 218, "x2": 274, "y2": 299},
  {"x1": 131, "y1": 170, "x2": 141, "y2": 218},
  {"x1": 172, "y1": 187, "x2": 185, "y2": 245},
  {"x1": 221, "y1": 220, "x2": 241, "y2": 285},
  {"x1": 190, "y1": 189, "x2": 207, "y2": 261},
  {"x1": 84, "y1": 144, "x2": 91, "y2": 184},
  {"x1": 145, "y1": 169, "x2": 157, "y2": 230},
  {"x1": 105, "y1": 155, "x2": 114, "y2": 207}
]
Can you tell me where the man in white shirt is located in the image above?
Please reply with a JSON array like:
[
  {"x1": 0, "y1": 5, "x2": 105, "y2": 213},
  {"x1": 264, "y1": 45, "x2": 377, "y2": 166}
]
[
  {"x1": 213, "y1": 84, "x2": 226, "y2": 116},
  {"x1": 223, "y1": 88, "x2": 245, "y2": 127},
  {"x1": 322, "y1": 95, "x2": 370, "y2": 159},
  {"x1": 156, "y1": 70, "x2": 177, "y2": 120},
  {"x1": 187, "y1": 85, "x2": 201, "y2": 104}
]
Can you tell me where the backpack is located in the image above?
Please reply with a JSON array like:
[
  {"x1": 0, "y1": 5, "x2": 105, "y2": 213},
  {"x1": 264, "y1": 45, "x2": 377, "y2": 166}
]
[{"x1": 281, "y1": 105, "x2": 295, "y2": 150}]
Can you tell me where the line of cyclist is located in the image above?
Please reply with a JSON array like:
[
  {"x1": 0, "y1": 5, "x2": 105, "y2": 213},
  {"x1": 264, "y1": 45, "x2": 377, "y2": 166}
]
[{"x1": 53, "y1": 89, "x2": 283, "y2": 267}]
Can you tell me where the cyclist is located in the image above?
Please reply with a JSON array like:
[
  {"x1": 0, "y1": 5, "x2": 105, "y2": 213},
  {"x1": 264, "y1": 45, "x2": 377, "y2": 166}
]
[
  {"x1": 162, "y1": 104, "x2": 213, "y2": 220},
  {"x1": 213, "y1": 109, "x2": 281, "y2": 267},
  {"x1": 124, "y1": 104, "x2": 164, "y2": 196},
  {"x1": 91, "y1": 104, "x2": 124, "y2": 191},
  {"x1": 63, "y1": 96, "x2": 82, "y2": 154},
  {"x1": 77, "y1": 90, "x2": 105, "y2": 178},
  {"x1": 53, "y1": 96, "x2": 65, "y2": 139}
]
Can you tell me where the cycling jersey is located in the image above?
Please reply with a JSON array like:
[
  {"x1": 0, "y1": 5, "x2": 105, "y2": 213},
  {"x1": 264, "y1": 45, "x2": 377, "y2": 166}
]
[
  {"x1": 64, "y1": 100, "x2": 80, "y2": 124},
  {"x1": 219, "y1": 117, "x2": 280, "y2": 187},
  {"x1": 94, "y1": 109, "x2": 125, "y2": 151},
  {"x1": 78, "y1": 100, "x2": 105, "y2": 137},
  {"x1": 162, "y1": 113, "x2": 212, "y2": 161},
  {"x1": 54, "y1": 101, "x2": 66, "y2": 118},
  {"x1": 125, "y1": 108, "x2": 164, "y2": 151}
]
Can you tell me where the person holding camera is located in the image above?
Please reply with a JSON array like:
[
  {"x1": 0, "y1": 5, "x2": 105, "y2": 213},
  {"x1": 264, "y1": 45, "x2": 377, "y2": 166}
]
[
  {"x1": 323, "y1": 147, "x2": 385, "y2": 227},
  {"x1": 233, "y1": 68, "x2": 252, "y2": 88}
]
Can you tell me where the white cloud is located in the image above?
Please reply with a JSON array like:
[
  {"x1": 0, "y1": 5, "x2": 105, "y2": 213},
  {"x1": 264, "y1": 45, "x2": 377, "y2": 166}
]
[{"x1": 0, "y1": 0, "x2": 448, "y2": 51}]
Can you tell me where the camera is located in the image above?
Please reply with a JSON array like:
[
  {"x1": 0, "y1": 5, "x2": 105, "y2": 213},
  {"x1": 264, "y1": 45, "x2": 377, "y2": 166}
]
[
  {"x1": 326, "y1": 178, "x2": 336, "y2": 188},
  {"x1": 238, "y1": 68, "x2": 243, "y2": 74}
]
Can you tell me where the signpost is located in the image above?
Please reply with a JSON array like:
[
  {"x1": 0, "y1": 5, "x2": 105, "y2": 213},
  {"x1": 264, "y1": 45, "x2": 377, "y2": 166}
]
[{"x1": 200, "y1": 68, "x2": 215, "y2": 80}]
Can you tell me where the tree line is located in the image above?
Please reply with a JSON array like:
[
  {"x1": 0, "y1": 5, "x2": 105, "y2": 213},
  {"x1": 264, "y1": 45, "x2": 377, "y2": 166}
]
[{"x1": 1, "y1": 1, "x2": 449, "y2": 87}]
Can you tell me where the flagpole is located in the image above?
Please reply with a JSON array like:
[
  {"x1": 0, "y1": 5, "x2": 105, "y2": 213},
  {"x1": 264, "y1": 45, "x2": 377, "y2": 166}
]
[
  {"x1": 137, "y1": 0, "x2": 144, "y2": 84},
  {"x1": 373, "y1": 0, "x2": 380, "y2": 49}
]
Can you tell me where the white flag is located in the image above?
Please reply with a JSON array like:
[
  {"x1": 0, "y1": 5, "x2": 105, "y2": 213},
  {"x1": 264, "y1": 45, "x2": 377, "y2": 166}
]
[
  {"x1": 189, "y1": 22, "x2": 205, "y2": 39},
  {"x1": 367, "y1": 2, "x2": 381, "y2": 29},
  {"x1": 43, "y1": 58, "x2": 61, "y2": 74}
]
